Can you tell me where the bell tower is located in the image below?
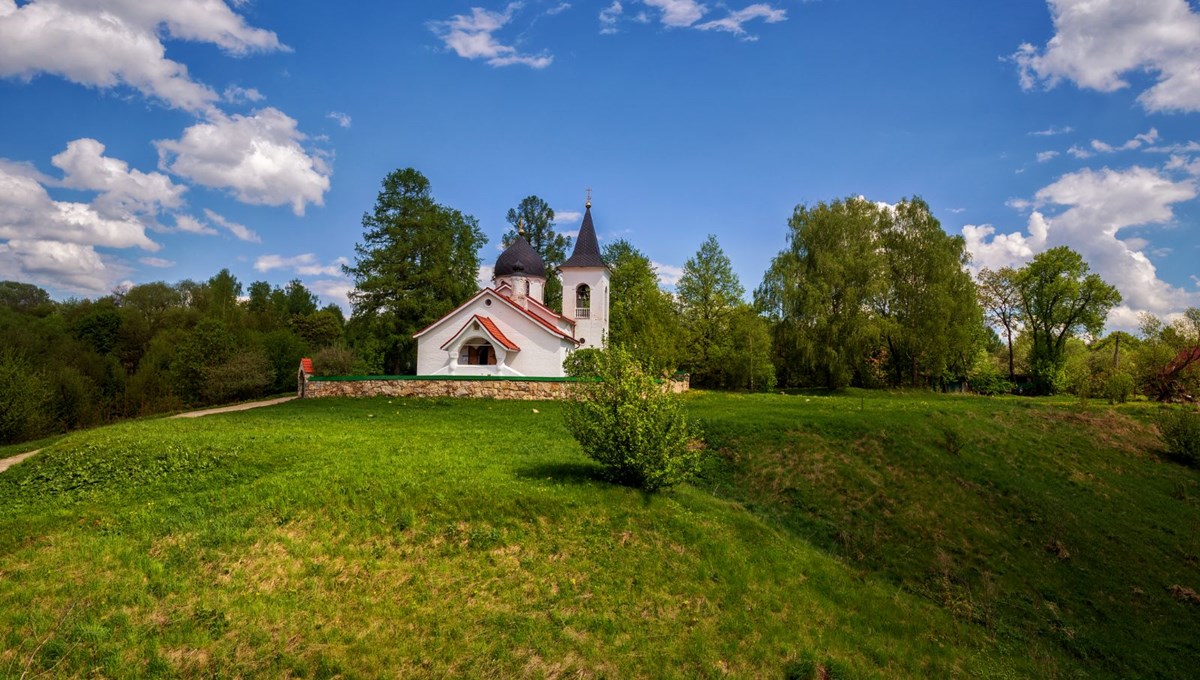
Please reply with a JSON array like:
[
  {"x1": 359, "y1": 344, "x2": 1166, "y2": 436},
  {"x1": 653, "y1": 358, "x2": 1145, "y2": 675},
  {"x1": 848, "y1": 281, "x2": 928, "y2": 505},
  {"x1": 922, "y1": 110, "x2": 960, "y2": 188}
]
[{"x1": 559, "y1": 194, "x2": 609, "y2": 349}]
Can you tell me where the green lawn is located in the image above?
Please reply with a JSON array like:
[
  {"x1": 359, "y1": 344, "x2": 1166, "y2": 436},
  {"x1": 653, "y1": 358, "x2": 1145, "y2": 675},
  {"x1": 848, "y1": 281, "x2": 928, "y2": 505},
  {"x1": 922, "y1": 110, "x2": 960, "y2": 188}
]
[{"x1": 0, "y1": 392, "x2": 1196, "y2": 678}]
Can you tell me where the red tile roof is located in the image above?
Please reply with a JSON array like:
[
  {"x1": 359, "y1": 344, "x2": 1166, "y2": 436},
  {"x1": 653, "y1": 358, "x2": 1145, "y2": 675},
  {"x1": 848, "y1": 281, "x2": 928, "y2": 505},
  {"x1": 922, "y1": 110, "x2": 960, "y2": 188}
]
[
  {"x1": 300, "y1": 357, "x2": 314, "y2": 374},
  {"x1": 440, "y1": 314, "x2": 521, "y2": 352},
  {"x1": 476, "y1": 316, "x2": 520, "y2": 351},
  {"x1": 413, "y1": 287, "x2": 580, "y2": 346}
]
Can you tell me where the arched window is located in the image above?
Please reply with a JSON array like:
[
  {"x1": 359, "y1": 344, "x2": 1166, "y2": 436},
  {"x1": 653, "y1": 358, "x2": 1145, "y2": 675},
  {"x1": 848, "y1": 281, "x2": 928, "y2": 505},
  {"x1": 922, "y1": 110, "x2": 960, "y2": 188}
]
[{"x1": 576, "y1": 284, "x2": 591, "y2": 319}]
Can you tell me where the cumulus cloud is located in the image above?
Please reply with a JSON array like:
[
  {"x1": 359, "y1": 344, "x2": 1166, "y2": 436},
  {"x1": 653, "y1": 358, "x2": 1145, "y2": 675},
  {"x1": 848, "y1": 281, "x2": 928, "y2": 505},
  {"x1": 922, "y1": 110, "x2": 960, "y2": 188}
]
[
  {"x1": 1067, "y1": 144, "x2": 1093, "y2": 159},
  {"x1": 0, "y1": 0, "x2": 285, "y2": 113},
  {"x1": 962, "y1": 166, "x2": 1198, "y2": 327},
  {"x1": 0, "y1": 239, "x2": 123, "y2": 294},
  {"x1": 644, "y1": 0, "x2": 707, "y2": 27},
  {"x1": 1037, "y1": 150, "x2": 1059, "y2": 163},
  {"x1": 309, "y1": 278, "x2": 354, "y2": 314},
  {"x1": 0, "y1": 162, "x2": 158, "y2": 251},
  {"x1": 1090, "y1": 128, "x2": 1159, "y2": 154},
  {"x1": 430, "y1": 4, "x2": 553, "y2": 69},
  {"x1": 202, "y1": 208, "x2": 260, "y2": 243},
  {"x1": 156, "y1": 108, "x2": 331, "y2": 215},
  {"x1": 254, "y1": 253, "x2": 348, "y2": 277},
  {"x1": 50, "y1": 138, "x2": 185, "y2": 220},
  {"x1": 477, "y1": 264, "x2": 495, "y2": 289},
  {"x1": 652, "y1": 261, "x2": 684, "y2": 286},
  {"x1": 554, "y1": 210, "x2": 583, "y2": 224},
  {"x1": 173, "y1": 213, "x2": 217, "y2": 235},
  {"x1": 223, "y1": 85, "x2": 264, "y2": 104},
  {"x1": 1014, "y1": 0, "x2": 1200, "y2": 113},
  {"x1": 695, "y1": 3, "x2": 786, "y2": 40}
]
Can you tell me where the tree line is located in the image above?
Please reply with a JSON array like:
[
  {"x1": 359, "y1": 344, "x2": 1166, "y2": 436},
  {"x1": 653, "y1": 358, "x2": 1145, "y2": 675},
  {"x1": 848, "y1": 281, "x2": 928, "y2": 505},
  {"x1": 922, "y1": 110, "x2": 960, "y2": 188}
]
[{"x1": 4, "y1": 168, "x2": 1197, "y2": 445}]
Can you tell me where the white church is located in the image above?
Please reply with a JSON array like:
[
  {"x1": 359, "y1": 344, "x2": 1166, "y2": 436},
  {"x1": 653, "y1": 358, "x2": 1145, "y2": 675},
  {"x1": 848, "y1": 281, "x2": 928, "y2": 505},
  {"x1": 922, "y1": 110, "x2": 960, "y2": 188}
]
[{"x1": 412, "y1": 200, "x2": 610, "y2": 377}]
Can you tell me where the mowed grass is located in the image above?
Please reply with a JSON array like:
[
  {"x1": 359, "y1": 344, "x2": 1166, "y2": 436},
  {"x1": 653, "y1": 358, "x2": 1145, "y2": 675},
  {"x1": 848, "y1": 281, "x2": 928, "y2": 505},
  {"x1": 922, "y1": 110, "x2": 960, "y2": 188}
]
[{"x1": 0, "y1": 392, "x2": 1194, "y2": 678}]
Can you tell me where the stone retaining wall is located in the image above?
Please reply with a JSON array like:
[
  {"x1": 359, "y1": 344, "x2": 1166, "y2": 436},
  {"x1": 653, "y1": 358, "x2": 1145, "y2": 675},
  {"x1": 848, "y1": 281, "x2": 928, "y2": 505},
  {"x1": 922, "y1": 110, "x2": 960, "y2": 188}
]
[
  {"x1": 301, "y1": 376, "x2": 576, "y2": 400},
  {"x1": 297, "y1": 365, "x2": 690, "y2": 401}
]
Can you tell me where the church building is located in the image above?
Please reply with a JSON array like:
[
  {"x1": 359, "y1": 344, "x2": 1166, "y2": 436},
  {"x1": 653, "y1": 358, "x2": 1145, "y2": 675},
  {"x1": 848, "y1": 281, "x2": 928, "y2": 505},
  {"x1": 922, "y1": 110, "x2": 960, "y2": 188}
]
[{"x1": 412, "y1": 200, "x2": 610, "y2": 377}]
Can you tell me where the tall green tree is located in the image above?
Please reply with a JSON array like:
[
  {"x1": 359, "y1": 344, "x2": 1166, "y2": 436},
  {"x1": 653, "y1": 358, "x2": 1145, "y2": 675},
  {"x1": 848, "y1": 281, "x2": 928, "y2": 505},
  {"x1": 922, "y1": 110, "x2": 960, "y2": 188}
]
[
  {"x1": 676, "y1": 235, "x2": 744, "y2": 386},
  {"x1": 344, "y1": 168, "x2": 486, "y2": 374},
  {"x1": 872, "y1": 198, "x2": 982, "y2": 387},
  {"x1": 756, "y1": 198, "x2": 883, "y2": 389},
  {"x1": 1016, "y1": 246, "x2": 1121, "y2": 395},
  {"x1": 603, "y1": 239, "x2": 682, "y2": 371},
  {"x1": 502, "y1": 195, "x2": 572, "y2": 312},
  {"x1": 977, "y1": 267, "x2": 1022, "y2": 380}
]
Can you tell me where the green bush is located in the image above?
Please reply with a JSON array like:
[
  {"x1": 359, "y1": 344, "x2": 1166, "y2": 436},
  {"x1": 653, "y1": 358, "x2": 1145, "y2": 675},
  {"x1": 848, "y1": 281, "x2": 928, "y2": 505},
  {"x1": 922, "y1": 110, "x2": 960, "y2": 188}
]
[
  {"x1": 0, "y1": 349, "x2": 53, "y2": 444},
  {"x1": 311, "y1": 346, "x2": 356, "y2": 376},
  {"x1": 1157, "y1": 408, "x2": 1200, "y2": 467},
  {"x1": 563, "y1": 346, "x2": 701, "y2": 492},
  {"x1": 563, "y1": 348, "x2": 603, "y2": 378},
  {"x1": 1103, "y1": 371, "x2": 1136, "y2": 404},
  {"x1": 969, "y1": 360, "x2": 1013, "y2": 396}
]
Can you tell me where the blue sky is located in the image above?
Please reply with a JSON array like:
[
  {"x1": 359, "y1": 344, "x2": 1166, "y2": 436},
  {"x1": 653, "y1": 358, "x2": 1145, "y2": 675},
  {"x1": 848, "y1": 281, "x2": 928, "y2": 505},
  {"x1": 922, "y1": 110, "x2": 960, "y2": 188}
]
[{"x1": 1, "y1": 0, "x2": 1198, "y2": 330}]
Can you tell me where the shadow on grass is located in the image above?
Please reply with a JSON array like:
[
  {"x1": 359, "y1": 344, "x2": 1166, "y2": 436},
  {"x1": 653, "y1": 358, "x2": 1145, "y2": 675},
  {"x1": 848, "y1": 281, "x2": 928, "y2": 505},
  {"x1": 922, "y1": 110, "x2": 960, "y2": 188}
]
[{"x1": 514, "y1": 461, "x2": 608, "y2": 486}]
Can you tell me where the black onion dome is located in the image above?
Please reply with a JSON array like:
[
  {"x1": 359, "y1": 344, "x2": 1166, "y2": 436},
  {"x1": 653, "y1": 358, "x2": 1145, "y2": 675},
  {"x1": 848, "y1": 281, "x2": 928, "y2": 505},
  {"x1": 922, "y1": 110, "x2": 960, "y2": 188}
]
[
  {"x1": 494, "y1": 234, "x2": 546, "y2": 278},
  {"x1": 560, "y1": 205, "x2": 607, "y2": 268}
]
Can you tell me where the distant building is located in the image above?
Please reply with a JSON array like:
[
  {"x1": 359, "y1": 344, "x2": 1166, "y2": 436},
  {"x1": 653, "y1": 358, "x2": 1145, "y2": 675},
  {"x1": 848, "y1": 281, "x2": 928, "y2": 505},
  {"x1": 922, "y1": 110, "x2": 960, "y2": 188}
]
[{"x1": 413, "y1": 200, "x2": 610, "y2": 377}]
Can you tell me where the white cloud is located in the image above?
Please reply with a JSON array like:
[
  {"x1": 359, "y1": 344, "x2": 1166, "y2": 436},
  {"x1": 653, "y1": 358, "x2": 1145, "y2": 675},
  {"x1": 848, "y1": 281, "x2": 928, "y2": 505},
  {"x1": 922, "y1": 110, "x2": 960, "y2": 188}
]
[
  {"x1": 1090, "y1": 128, "x2": 1159, "y2": 154},
  {"x1": 1165, "y1": 155, "x2": 1200, "y2": 176},
  {"x1": 652, "y1": 261, "x2": 683, "y2": 286},
  {"x1": 139, "y1": 256, "x2": 175, "y2": 268},
  {"x1": 0, "y1": 239, "x2": 123, "y2": 294},
  {"x1": 327, "y1": 111, "x2": 352, "y2": 129},
  {"x1": 156, "y1": 108, "x2": 331, "y2": 215},
  {"x1": 254, "y1": 253, "x2": 348, "y2": 276},
  {"x1": 430, "y1": 4, "x2": 553, "y2": 69},
  {"x1": 310, "y1": 278, "x2": 353, "y2": 314},
  {"x1": 1067, "y1": 144, "x2": 1093, "y2": 159},
  {"x1": 223, "y1": 85, "x2": 264, "y2": 103},
  {"x1": 1014, "y1": 0, "x2": 1200, "y2": 113},
  {"x1": 477, "y1": 264, "x2": 495, "y2": 289},
  {"x1": 50, "y1": 138, "x2": 185, "y2": 220},
  {"x1": 1145, "y1": 141, "x2": 1200, "y2": 154},
  {"x1": 173, "y1": 213, "x2": 217, "y2": 235},
  {"x1": 554, "y1": 210, "x2": 583, "y2": 224},
  {"x1": 1037, "y1": 150, "x2": 1059, "y2": 163},
  {"x1": 644, "y1": 0, "x2": 707, "y2": 28},
  {"x1": 695, "y1": 3, "x2": 786, "y2": 40},
  {"x1": 962, "y1": 165, "x2": 1199, "y2": 327},
  {"x1": 547, "y1": 3, "x2": 572, "y2": 15},
  {"x1": 0, "y1": 0, "x2": 285, "y2": 113},
  {"x1": 1030, "y1": 125, "x2": 1074, "y2": 136},
  {"x1": 0, "y1": 162, "x2": 158, "y2": 250},
  {"x1": 599, "y1": 1, "x2": 623, "y2": 34},
  {"x1": 202, "y1": 208, "x2": 260, "y2": 243}
]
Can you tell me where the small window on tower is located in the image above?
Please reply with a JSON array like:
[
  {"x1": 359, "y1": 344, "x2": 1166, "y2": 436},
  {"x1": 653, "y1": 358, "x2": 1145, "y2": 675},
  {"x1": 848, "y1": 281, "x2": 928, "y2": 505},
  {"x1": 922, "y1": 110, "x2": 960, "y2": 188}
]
[{"x1": 576, "y1": 284, "x2": 591, "y2": 319}]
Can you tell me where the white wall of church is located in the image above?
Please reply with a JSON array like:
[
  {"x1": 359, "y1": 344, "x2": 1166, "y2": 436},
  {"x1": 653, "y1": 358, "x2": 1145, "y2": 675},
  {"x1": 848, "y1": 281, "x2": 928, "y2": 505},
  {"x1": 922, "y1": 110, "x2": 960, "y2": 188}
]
[
  {"x1": 415, "y1": 290, "x2": 574, "y2": 377},
  {"x1": 560, "y1": 266, "x2": 610, "y2": 350}
]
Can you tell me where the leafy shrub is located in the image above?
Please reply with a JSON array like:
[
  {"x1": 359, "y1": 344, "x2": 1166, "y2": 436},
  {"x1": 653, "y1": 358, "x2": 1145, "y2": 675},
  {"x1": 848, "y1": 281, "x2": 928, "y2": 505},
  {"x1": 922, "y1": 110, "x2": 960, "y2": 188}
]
[
  {"x1": 969, "y1": 361, "x2": 1013, "y2": 396},
  {"x1": 312, "y1": 346, "x2": 356, "y2": 376},
  {"x1": 1103, "y1": 371, "x2": 1136, "y2": 404},
  {"x1": 0, "y1": 349, "x2": 53, "y2": 444},
  {"x1": 202, "y1": 349, "x2": 275, "y2": 403},
  {"x1": 1157, "y1": 408, "x2": 1200, "y2": 467},
  {"x1": 563, "y1": 348, "x2": 603, "y2": 378},
  {"x1": 563, "y1": 346, "x2": 701, "y2": 491}
]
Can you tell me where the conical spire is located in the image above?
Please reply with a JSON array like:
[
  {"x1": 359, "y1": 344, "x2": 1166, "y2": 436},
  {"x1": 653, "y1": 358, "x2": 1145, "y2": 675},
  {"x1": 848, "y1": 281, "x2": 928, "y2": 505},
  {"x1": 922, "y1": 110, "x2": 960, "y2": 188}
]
[{"x1": 561, "y1": 201, "x2": 606, "y2": 268}]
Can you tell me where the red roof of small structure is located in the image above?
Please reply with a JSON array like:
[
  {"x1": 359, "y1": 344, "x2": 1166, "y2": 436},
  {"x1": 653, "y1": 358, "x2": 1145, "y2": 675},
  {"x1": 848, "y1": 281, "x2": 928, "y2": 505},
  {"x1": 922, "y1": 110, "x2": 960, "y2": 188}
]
[
  {"x1": 300, "y1": 357, "x2": 314, "y2": 374},
  {"x1": 440, "y1": 314, "x2": 522, "y2": 352}
]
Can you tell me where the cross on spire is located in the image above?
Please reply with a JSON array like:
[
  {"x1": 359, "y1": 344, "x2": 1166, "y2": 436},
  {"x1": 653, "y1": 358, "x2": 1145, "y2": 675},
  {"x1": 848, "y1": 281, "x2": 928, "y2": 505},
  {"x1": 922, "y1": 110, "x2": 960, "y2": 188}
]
[{"x1": 585, "y1": 187, "x2": 592, "y2": 208}]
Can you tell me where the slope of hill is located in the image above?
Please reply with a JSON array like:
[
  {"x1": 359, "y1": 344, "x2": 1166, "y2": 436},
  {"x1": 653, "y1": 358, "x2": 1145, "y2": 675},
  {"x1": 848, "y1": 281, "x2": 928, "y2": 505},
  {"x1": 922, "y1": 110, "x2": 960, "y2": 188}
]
[{"x1": 0, "y1": 393, "x2": 1195, "y2": 678}]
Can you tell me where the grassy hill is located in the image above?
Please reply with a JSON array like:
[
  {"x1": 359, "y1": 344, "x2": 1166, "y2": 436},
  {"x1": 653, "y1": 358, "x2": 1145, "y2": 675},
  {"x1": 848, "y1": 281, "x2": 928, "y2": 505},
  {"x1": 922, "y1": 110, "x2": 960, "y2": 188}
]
[{"x1": 0, "y1": 392, "x2": 1196, "y2": 678}]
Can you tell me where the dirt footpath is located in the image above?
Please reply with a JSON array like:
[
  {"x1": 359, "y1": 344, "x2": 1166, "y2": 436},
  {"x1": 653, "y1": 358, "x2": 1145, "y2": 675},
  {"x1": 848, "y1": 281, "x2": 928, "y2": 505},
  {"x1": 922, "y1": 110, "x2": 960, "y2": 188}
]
[{"x1": 0, "y1": 396, "x2": 297, "y2": 474}]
